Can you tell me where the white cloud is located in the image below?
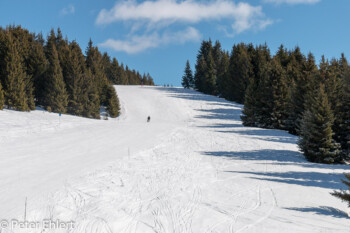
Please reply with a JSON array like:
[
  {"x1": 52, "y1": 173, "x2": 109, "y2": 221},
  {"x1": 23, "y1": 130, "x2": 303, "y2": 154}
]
[
  {"x1": 96, "y1": 1, "x2": 272, "y2": 53},
  {"x1": 99, "y1": 27, "x2": 201, "y2": 54},
  {"x1": 60, "y1": 4, "x2": 75, "y2": 16},
  {"x1": 96, "y1": 0, "x2": 271, "y2": 34},
  {"x1": 264, "y1": 0, "x2": 320, "y2": 4}
]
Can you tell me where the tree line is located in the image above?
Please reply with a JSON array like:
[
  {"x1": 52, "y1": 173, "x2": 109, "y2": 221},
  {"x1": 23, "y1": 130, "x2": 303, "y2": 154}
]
[
  {"x1": 0, "y1": 25, "x2": 154, "y2": 119},
  {"x1": 182, "y1": 40, "x2": 350, "y2": 164}
]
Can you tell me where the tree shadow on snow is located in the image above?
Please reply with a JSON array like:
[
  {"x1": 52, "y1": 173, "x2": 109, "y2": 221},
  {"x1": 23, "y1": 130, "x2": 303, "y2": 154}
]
[
  {"x1": 153, "y1": 87, "x2": 240, "y2": 105},
  {"x1": 205, "y1": 150, "x2": 347, "y2": 189},
  {"x1": 226, "y1": 170, "x2": 345, "y2": 189},
  {"x1": 198, "y1": 123, "x2": 243, "y2": 128},
  {"x1": 285, "y1": 206, "x2": 349, "y2": 219},
  {"x1": 203, "y1": 150, "x2": 348, "y2": 172},
  {"x1": 194, "y1": 108, "x2": 242, "y2": 121},
  {"x1": 154, "y1": 88, "x2": 298, "y2": 145},
  {"x1": 222, "y1": 128, "x2": 298, "y2": 145},
  {"x1": 204, "y1": 150, "x2": 304, "y2": 165}
]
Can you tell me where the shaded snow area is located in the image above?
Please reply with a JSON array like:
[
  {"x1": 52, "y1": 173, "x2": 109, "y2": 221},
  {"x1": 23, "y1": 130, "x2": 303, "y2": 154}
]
[{"x1": 0, "y1": 86, "x2": 349, "y2": 233}]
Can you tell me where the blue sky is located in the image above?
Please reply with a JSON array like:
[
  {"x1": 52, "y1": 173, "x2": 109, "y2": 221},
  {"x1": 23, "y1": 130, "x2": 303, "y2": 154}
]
[{"x1": 0, "y1": 0, "x2": 349, "y2": 86}]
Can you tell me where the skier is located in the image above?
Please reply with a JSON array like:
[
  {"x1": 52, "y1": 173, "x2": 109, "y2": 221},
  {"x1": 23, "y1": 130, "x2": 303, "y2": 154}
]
[{"x1": 147, "y1": 116, "x2": 151, "y2": 122}]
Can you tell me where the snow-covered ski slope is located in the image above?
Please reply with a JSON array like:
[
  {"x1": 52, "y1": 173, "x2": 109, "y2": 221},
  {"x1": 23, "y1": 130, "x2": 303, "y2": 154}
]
[{"x1": 1, "y1": 86, "x2": 349, "y2": 233}]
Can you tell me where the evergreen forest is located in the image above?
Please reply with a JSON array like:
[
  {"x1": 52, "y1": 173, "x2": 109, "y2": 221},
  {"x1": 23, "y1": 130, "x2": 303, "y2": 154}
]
[{"x1": 182, "y1": 40, "x2": 350, "y2": 164}]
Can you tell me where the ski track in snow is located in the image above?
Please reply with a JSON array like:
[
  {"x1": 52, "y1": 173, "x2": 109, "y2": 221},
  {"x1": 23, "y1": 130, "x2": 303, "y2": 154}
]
[{"x1": 1, "y1": 86, "x2": 350, "y2": 233}]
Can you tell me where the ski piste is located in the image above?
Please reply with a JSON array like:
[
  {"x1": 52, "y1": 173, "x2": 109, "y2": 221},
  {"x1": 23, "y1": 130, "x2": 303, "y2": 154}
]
[{"x1": 0, "y1": 86, "x2": 349, "y2": 232}]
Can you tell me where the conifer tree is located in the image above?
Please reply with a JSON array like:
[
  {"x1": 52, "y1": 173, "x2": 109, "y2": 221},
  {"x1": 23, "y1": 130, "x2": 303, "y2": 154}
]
[
  {"x1": 325, "y1": 59, "x2": 341, "y2": 111},
  {"x1": 254, "y1": 59, "x2": 289, "y2": 129},
  {"x1": 85, "y1": 40, "x2": 122, "y2": 118},
  {"x1": 216, "y1": 51, "x2": 229, "y2": 97},
  {"x1": 146, "y1": 73, "x2": 155, "y2": 85},
  {"x1": 254, "y1": 61, "x2": 274, "y2": 127},
  {"x1": 334, "y1": 68, "x2": 350, "y2": 160},
  {"x1": 105, "y1": 85, "x2": 120, "y2": 118},
  {"x1": 250, "y1": 44, "x2": 270, "y2": 84},
  {"x1": 43, "y1": 34, "x2": 68, "y2": 113},
  {"x1": 292, "y1": 46, "x2": 305, "y2": 66},
  {"x1": 118, "y1": 64, "x2": 128, "y2": 85},
  {"x1": 0, "y1": 82, "x2": 4, "y2": 110},
  {"x1": 226, "y1": 43, "x2": 253, "y2": 103},
  {"x1": 241, "y1": 77, "x2": 258, "y2": 126},
  {"x1": 0, "y1": 28, "x2": 6, "y2": 77},
  {"x1": 203, "y1": 52, "x2": 217, "y2": 95},
  {"x1": 35, "y1": 32, "x2": 45, "y2": 46},
  {"x1": 28, "y1": 36, "x2": 48, "y2": 106},
  {"x1": 287, "y1": 52, "x2": 316, "y2": 134},
  {"x1": 212, "y1": 40, "x2": 222, "y2": 71},
  {"x1": 55, "y1": 28, "x2": 70, "y2": 82},
  {"x1": 339, "y1": 53, "x2": 349, "y2": 75},
  {"x1": 64, "y1": 41, "x2": 88, "y2": 116},
  {"x1": 6, "y1": 26, "x2": 36, "y2": 110},
  {"x1": 84, "y1": 69, "x2": 100, "y2": 119},
  {"x1": 298, "y1": 85, "x2": 341, "y2": 163},
  {"x1": 331, "y1": 173, "x2": 350, "y2": 206},
  {"x1": 194, "y1": 40, "x2": 212, "y2": 92},
  {"x1": 102, "y1": 52, "x2": 113, "y2": 82},
  {"x1": 3, "y1": 34, "x2": 29, "y2": 111},
  {"x1": 86, "y1": 39, "x2": 109, "y2": 103},
  {"x1": 194, "y1": 56, "x2": 207, "y2": 92},
  {"x1": 269, "y1": 59, "x2": 289, "y2": 129},
  {"x1": 181, "y1": 60, "x2": 193, "y2": 89},
  {"x1": 142, "y1": 73, "x2": 147, "y2": 85},
  {"x1": 275, "y1": 44, "x2": 290, "y2": 68},
  {"x1": 240, "y1": 45, "x2": 271, "y2": 127},
  {"x1": 109, "y1": 58, "x2": 120, "y2": 84}
]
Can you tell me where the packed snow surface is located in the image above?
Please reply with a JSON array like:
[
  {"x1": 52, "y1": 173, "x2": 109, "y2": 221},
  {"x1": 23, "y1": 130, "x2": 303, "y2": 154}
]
[{"x1": 0, "y1": 86, "x2": 349, "y2": 233}]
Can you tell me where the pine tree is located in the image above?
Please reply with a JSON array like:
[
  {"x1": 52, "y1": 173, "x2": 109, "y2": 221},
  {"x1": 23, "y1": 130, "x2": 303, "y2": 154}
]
[
  {"x1": 275, "y1": 44, "x2": 290, "y2": 68},
  {"x1": 43, "y1": 34, "x2": 68, "y2": 113},
  {"x1": 55, "y1": 28, "x2": 70, "y2": 84},
  {"x1": 109, "y1": 58, "x2": 120, "y2": 84},
  {"x1": 3, "y1": 34, "x2": 29, "y2": 111},
  {"x1": 241, "y1": 45, "x2": 271, "y2": 127},
  {"x1": 287, "y1": 52, "x2": 315, "y2": 134},
  {"x1": 216, "y1": 51, "x2": 229, "y2": 97},
  {"x1": 105, "y1": 85, "x2": 120, "y2": 118},
  {"x1": 298, "y1": 85, "x2": 341, "y2": 163},
  {"x1": 285, "y1": 55, "x2": 302, "y2": 134},
  {"x1": 102, "y1": 52, "x2": 113, "y2": 83},
  {"x1": 269, "y1": 58, "x2": 289, "y2": 129},
  {"x1": 0, "y1": 82, "x2": 4, "y2": 110},
  {"x1": 325, "y1": 58, "x2": 341, "y2": 111},
  {"x1": 84, "y1": 69, "x2": 100, "y2": 119},
  {"x1": 6, "y1": 26, "x2": 36, "y2": 110},
  {"x1": 241, "y1": 77, "x2": 258, "y2": 126},
  {"x1": 194, "y1": 40, "x2": 212, "y2": 92},
  {"x1": 212, "y1": 40, "x2": 222, "y2": 69},
  {"x1": 334, "y1": 68, "x2": 350, "y2": 160},
  {"x1": 226, "y1": 43, "x2": 253, "y2": 103},
  {"x1": 251, "y1": 44, "x2": 271, "y2": 81},
  {"x1": 86, "y1": 39, "x2": 109, "y2": 104},
  {"x1": 194, "y1": 55, "x2": 207, "y2": 92},
  {"x1": 146, "y1": 73, "x2": 154, "y2": 85},
  {"x1": 118, "y1": 64, "x2": 128, "y2": 85},
  {"x1": 254, "y1": 59, "x2": 289, "y2": 129},
  {"x1": 254, "y1": 60, "x2": 274, "y2": 128},
  {"x1": 65, "y1": 41, "x2": 88, "y2": 116},
  {"x1": 142, "y1": 73, "x2": 147, "y2": 85},
  {"x1": 331, "y1": 173, "x2": 350, "y2": 206},
  {"x1": 28, "y1": 35, "x2": 48, "y2": 106},
  {"x1": 203, "y1": 52, "x2": 217, "y2": 95},
  {"x1": 181, "y1": 60, "x2": 193, "y2": 89}
]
